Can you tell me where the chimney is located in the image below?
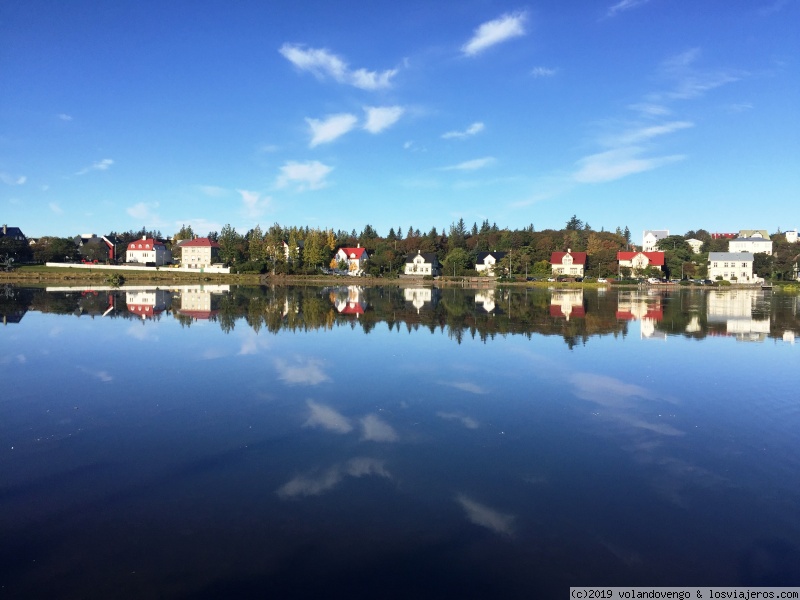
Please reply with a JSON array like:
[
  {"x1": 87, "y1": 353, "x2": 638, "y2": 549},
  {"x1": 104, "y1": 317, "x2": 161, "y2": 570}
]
[
  {"x1": 142, "y1": 235, "x2": 147, "y2": 240},
  {"x1": 567, "y1": 248, "x2": 571, "y2": 253},
  {"x1": 2, "y1": 225, "x2": 6, "y2": 235}
]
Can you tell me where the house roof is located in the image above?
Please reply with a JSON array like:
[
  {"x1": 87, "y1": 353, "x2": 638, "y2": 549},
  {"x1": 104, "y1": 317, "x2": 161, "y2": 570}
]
[
  {"x1": 181, "y1": 237, "x2": 220, "y2": 248},
  {"x1": 476, "y1": 251, "x2": 507, "y2": 262},
  {"x1": 405, "y1": 252, "x2": 439, "y2": 264},
  {"x1": 738, "y1": 229, "x2": 770, "y2": 239},
  {"x1": 338, "y1": 302, "x2": 365, "y2": 315},
  {"x1": 0, "y1": 226, "x2": 25, "y2": 239},
  {"x1": 617, "y1": 251, "x2": 665, "y2": 266},
  {"x1": 550, "y1": 251, "x2": 587, "y2": 265},
  {"x1": 127, "y1": 238, "x2": 165, "y2": 250},
  {"x1": 643, "y1": 230, "x2": 669, "y2": 238},
  {"x1": 709, "y1": 252, "x2": 754, "y2": 261},
  {"x1": 338, "y1": 247, "x2": 367, "y2": 259}
]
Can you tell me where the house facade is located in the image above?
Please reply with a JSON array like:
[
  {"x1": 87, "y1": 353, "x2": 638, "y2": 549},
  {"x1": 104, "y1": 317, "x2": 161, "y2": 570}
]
[
  {"x1": 126, "y1": 237, "x2": 172, "y2": 266},
  {"x1": 686, "y1": 238, "x2": 704, "y2": 254},
  {"x1": 335, "y1": 245, "x2": 368, "y2": 275},
  {"x1": 404, "y1": 251, "x2": 440, "y2": 276},
  {"x1": 642, "y1": 229, "x2": 669, "y2": 252},
  {"x1": 180, "y1": 237, "x2": 221, "y2": 269},
  {"x1": 475, "y1": 251, "x2": 507, "y2": 275},
  {"x1": 617, "y1": 251, "x2": 665, "y2": 277},
  {"x1": 785, "y1": 230, "x2": 798, "y2": 244},
  {"x1": 550, "y1": 249, "x2": 587, "y2": 278},
  {"x1": 707, "y1": 252, "x2": 756, "y2": 283}
]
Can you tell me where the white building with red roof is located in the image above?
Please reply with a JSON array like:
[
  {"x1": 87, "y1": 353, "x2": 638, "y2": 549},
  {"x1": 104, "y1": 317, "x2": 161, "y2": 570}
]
[
  {"x1": 550, "y1": 249, "x2": 587, "y2": 278},
  {"x1": 179, "y1": 237, "x2": 221, "y2": 269},
  {"x1": 335, "y1": 245, "x2": 368, "y2": 275},
  {"x1": 617, "y1": 251, "x2": 665, "y2": 277},
  {"x1": 126, "y1": 236, "x2": 172, "y2": 266}
]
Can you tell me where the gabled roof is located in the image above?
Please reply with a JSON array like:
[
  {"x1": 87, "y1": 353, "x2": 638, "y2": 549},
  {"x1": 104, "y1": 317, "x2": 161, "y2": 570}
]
[
  {"x1": 617, "y1": 251, "x2": 665, "y2": 266},
  {"x1": 708, "y1": 252, "x2": 754, "y2": 261},
  {"x1": 338, "y1": 247, "x2": 367, "y2": 259},
  {"x1": 550, "y1": 251, "x2": 587, "y2": 265},
  {"x1": 0, "y1": 226, "x2": 25, "y2": 239},
  {"x1": 476, "y1": 251, "x2": 506, "y2": 262},
  {"x1": 643, "y1": 229, "x2": 669, "y2": 238},
  {"x1": 181, "y1": 237, "x2": 220, "y2": 248},
  {"x1": 405, "y1": 252, "x2": 439, "y2": 264},
  {"x1": 127, "y1": 238, "x2": 165, "y2": 250}
]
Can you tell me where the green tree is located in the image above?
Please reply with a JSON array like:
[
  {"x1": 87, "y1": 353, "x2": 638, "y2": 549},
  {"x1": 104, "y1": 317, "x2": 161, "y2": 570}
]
[
  {"x1": 443, "y1": 248, "x2": 471, "y2": 276},
  {"x1": 218, "y1": 224, "x2": 243, "y2": 265},
  {"x1": 31, "y1": 237, "x2": 79, "y2": 263},
  {"x1": 566, "y1": 215, "x2": 583, "y2": 231}
]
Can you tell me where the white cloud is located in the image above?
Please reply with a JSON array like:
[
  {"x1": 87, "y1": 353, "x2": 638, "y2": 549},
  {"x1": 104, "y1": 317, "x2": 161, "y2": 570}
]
[
  {"x1": 609, "y1": 120, "x2": 694, "y2": 146},
  {"x1": 274, "y1": 357, "x2": 330, "y2": 385},
  {"x1": 360, "y1": 414, "x2": 398, "y2": 442},
  {"x1": 279, "y1": 43, "x2": 397, "y2": 90},
  {"x1": 437, "y1": 412, "x2": 479, "y2": 429},
  {"x1": 0, "y1": 173, "x2": 26, "y2": 185},
  {"x1": 237, "y1": 189, "x2": 271, "y2": 218},
  {"x1": 656, "y1": 48, "x2": 742, "y2": 101},
  {"x1": 197, "y1": 185, "x2": 229, "y2": 197},
  {"x1": 462, "y1": 11, "x2": 527, "y2": 57},
  {"x1": 276, "y1": 160, "x2": 333, "y2": 191},
  {"x1": 126, "y1": 201, "x2": 161, "y2": 222},
  {"x1": 304, "y1": 400, "x2": 353, "y2": 434},
  {"x1": 606, "y1": 0, "x2": 650, "y2": 17},
  {"x1": 442, "y1": 157, "x2": 496, "y2": 171},
  {"x1": 628, "y1": 103, "x2": 672, "y2": 117},
  {"x1": 442, "y1": 122, "x2": 485, "y2": 140},
  {"x1": 573, "y1": 147, "x2": 685, "y2": 183},
  {"x1": 363, "y1": 106, "x2": 404, "y2": 134},
  {"x1": 48, "y1": 202, "x2": 63, "y2": 214},
  {"x1": 440, "y1": 381, "x2": 488, "y2": 395},
  {"x1": 78, "y1": 366, "x2": 113, "y2": 382},
  {"x1": 531, "y1": 66, "x2": 557, "y2": 78},
  {"x1": 726, "y1": 102, "x2": 754, "y2": 113},
  {"x1": 306, "y1": 113, "x2": 358, "y2": 147},
  {"x1": 58, "y1": 113, "x2": 73, "y2": 121},
  {"x1": 76, "y1": 158, "x2": 113, "y2": 176},
  {"x1": 456, "y1": 495, "x2": 515, "y2": 536}
]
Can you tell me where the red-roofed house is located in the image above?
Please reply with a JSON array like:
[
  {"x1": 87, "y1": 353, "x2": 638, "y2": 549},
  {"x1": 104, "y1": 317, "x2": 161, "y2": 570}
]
[
  {"x1": 551, "y1": 249, "x2": 587, "y2": 278},
  {"x1": 335, "y1": 245, "x2": 368, "y2": 276},
  {"x1": 180, "y1": 237, "x2": 221, "y2": 269},
  {"x1": 617, "y1": 251, "x2": 665, "y2": 277},
  {"x1": 126, "y1": 236, "x2": 172, "y2": 266}
]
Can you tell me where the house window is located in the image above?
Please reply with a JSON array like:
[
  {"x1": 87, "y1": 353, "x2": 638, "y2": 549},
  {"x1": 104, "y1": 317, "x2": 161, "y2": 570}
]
[{"x1": 713, "y1": 262, "x2": 718, "y2": 268}]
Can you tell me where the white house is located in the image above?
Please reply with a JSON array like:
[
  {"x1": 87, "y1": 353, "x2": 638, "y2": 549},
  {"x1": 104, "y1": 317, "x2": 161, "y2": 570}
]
[
  {"x1": 707, "y1": 252, "x2": 757, "y2": 283},
  {"x1": 404, "y1": 251, "x2": 440, "y2": 276},
  {"x1": 180, "y1": 237, "x2": 221, "y2": 269},
  {"x1": 642, "y1": 230, "x2": 669, "y2": 252},
  {"x1": 550, "y1": 249, "x2": 587, "y2": 277},
  {"x1": 126, "y1": 237, "x2": 172, "y2": 266},
  {"x1": 617, "y1": 251, "x2": 665, "y2": 277},
  {"x1": 785, "y1": 230, "x2": 798, "y2": 244},
  {"x1": 728, "y1": 237, "x2": 773, "y2": 255},
  {"x1": 475, "y1": 251, "x2": 507, "y2": 275},
  {"x1": 686, "y1": 238, "x2": 704, "y2": 254},
  {"x1": 335, "y1": 245, "x2": 368, "y2": 276}
]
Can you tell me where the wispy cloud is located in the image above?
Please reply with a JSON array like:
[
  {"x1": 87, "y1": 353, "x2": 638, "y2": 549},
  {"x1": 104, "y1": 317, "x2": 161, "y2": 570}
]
[
  {"x1": 304, "y1": 400, "x2": 353, "y2": 434},
  {"x1": 758, "y1": 0, "x2": 791, "y2": 16},
  {"x1": 606, "y1": 0, "x2": 651, "y2": 18},
  {"x1": 442, "y1": 157, "x2": 496, "y2": 171},
  {"x1": 360, "y1": 414, "x2": 399, "y2": 442},
  {"x1": 462, "y1": 11, "x2": 527, "y2": 57},
  {"x1": 197, "y1": 185, "x2": 229, "y2": 197},
  {"x1": 277, "y1": 458, "x2": 390, "y2": 499},
  {"x1": 276, "y1": 160, "x2": 333, "y2": 191},
  {"x1": 726, "y1": 102, "x2": 754, "y2": 113},
  {"x1": 363, "y1": 106, "x2": 405, "y2": 134},
  {"x1": 531, "y1": 66, "x2": 557, "y2": 78},
  {"x1": 49, "y1": 202, "x2": 63, "y2": 214},
  {"x1": 573, "y1": 147, "x2": 685, "y2": 183},
  {"x1": 0, "y1": 173, "x2": 26, "y2": 185},
  {"x1": 58, "y1": 113, "x2": 73, "y2": 121},
  {"x1": 440, "y1": 381, "x2": 488, "y2": 395},
  {"x1": 442, "y1": 122, "x2": 485, "y2": 140},
  {"x1": 126, "y1": 201, "x2": 161, "y2": 223},
  {"x1": 307, "y1": 113, "x2": 358, "y2": 147},
  {"x1": 628, "y1": 103, "x2": 671, "y2": 117},
  {"x1": 437, "y1": 412, "x2": 479, "y2": 429},
  {"x1": 76, "y1": 158, "x2": 113, "y2": 176},
  {"x1": 274, "y1": 357, "x2": 330, "y2": 385},
  {"x1": 237, "y1": 189, "x2": 271, "y2": 218},
  {"x1": 279, "y1": 43, "x2": 397, "y2": 90},
  {"x1": 655, "y1": 48, "x2": 742, "y2": 101},
  {"x1": 606, "y1": 120, "x2": 694, "y2": 146},
  {"x1": 456, "y1": 495, "x2": 515, "y2": 536}
]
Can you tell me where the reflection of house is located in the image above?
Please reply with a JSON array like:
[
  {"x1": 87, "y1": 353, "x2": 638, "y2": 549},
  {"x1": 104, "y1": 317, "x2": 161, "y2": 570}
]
[
  {"x1": 550, "y1": 249, "x2": 586, "y2": 278},
  {"x1": 176, "y1": 286, "x2": 221, "y2": 319},
  {"x1": 475, "y1": 251, "x2": 506, "y2": 275},
  {"x1": 642, "y1": 229, "x2": 668, "y2": 252},
  {"x1": 706, "y1": 289, "x2": 769, "y2": 342},
  {"x1": 549, "y1": 289, "x2": 585, "y2": 320},
  {"x1": 126, "y1": 289, "x2": 171, "y2": 319},
  {"x1": 126, "y1": 237, "x2": 172, "y2": 266},
  {"x1": 617, "y1": 251, "x2": 665, "y2": 276},
  {"x1": 616, "y1": 291, "x2": 664, "y2": 339},
  {"x1": 707, "y1": 252, "x2": 756, "y2": 283},
  {"x1": 475, "y1": 290, "x2": 496, "y2": 313},
  {"x1": 404, "y1": 251, "x2": 440, "y2": 276},
  {"x1": 336, "y1": 246, "x2": 368, "y2": 276},
  {"x1": 333, "y1": 286, "x2": 367, "y2": 316},
  {"x1": 180, "y1": 237, "x2": 221, "y2": 269},
  {"x1": 404, "y1": 287, "x2": 439, "y2": 313}
]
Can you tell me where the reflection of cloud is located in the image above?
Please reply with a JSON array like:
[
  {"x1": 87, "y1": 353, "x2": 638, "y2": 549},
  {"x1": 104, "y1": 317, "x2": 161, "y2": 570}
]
[
  {"x1": 0, "y1": 354, "x2": 26, "y2": 365},
  {"x1": 570, "y1": 372, "x2": 657, "y2": 407},
  {"x1": 202, "y1": 348, "x2": 227, "y2": 360},
  {"x1": 440, "y1": 381, "x2": 488, "y2": 395},
  {"x1": 437, "y1": 411, "x2": 479, "y2": 429},
  {"x1": 277, "y1": 457, "x2": 389, "y2": 498},
  {"x1": 274, "y1": 357, "x2": 330, "y2": 385},
  {"x1": 305, "y1": 400, "x2": 353, "y2": 434},
  {"x1": 126, "y1": 324, "x2": 158, "y2": 341},
  {"x1": 78, "y1": 366, "x2": 113, "y2": 382},
  {"x1": 456, "y1": 494, "x2": 515, "y2": 536},
  {"x1": 360, "y1": 414, "x2": 398, "y2": 442}
]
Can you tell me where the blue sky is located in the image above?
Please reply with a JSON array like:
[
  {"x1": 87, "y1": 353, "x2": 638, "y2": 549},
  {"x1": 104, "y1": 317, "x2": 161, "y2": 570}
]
[{"x1": 2, "y1": 0, "x2": 798, "y2": 243}]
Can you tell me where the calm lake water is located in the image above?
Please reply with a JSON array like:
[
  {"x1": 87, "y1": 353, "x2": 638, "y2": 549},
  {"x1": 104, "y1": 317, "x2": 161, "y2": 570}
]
[{"x1": 2, "y1": 284, "x2": 799, "y2": 598}]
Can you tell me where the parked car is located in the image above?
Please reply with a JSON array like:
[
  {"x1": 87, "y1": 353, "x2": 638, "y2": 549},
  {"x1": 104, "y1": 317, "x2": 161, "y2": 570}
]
[{"x1": 597, "y1": 278, "x2": 608, "y2": 283}]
